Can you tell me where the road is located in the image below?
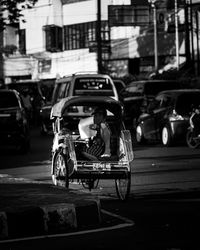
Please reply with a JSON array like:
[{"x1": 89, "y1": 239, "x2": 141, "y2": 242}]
[
  {"x1": 1, "y1": 127, "x2": 200, "y2": 249},
  {"x1": 1, "y1": 127, "x2": 200, "y2": 198}
]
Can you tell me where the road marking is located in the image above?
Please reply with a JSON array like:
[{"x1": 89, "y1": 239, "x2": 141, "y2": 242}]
[
  {"x1": 0, "y1": 209, "x2": 134, "y2": 244},
  {"x1": 101, "y1": 209, "x2": 134, "y2": 224}
]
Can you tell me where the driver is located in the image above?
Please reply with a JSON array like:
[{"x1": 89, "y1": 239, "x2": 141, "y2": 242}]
[{"x1": 79, "y1": 107, "x2": 111, "y2": 160}]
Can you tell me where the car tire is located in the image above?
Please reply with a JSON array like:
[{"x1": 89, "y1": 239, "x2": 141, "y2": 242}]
[
  {"x1": 136, "y1": 125, "x2": 146, "y2": 144},
  {"x1": 162, "y1": 126, "x2": 173, "y2": 146}
]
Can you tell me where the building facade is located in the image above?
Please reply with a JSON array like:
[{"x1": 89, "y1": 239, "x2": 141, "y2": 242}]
[{"x1": 2, "y1": 0, "x2": 200, "y2": 83}]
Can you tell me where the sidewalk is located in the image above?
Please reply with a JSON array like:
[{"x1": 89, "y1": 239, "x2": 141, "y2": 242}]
[{"x1": 0, "y1": 175, "x2": 101, "y2": 240}]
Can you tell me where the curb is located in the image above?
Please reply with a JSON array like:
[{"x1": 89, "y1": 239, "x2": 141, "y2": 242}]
[{"x1": 0, "y1": 199, "x2": 101, "y2": 240}]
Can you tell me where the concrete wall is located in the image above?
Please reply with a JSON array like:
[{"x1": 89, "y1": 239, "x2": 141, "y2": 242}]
[
  {"x1": 20, "y1": 0, "x2": 55, "y2": 54},
  {"x1": 63, "y1": 0, "x2": 96, "y2": 25},
  {"x1": 42, "y1": 49, "x2": 97, "y2": 79}
]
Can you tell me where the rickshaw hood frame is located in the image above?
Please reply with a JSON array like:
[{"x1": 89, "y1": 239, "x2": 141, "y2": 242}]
[{"x1": 51, "y1": 96, "x2": 124, "y2": 119}]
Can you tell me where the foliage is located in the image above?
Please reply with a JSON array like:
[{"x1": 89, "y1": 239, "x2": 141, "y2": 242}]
[{"x1": 0, "y1": 0, "x2": 38, "y2": 31}]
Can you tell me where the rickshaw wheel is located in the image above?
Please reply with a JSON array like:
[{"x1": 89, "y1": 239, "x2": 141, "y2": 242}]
[
  {"x1": 115, "y1": 172, "x2": 131, "y2": 201},
  {"x1": 52, "y1": 151, "x2": 69, "y2": 188},
  {"x1": 81, "y1": 179, "x2": 99, "y2": 190}
]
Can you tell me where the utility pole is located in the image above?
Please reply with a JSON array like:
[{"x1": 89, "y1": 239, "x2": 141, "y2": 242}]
[
  {"x1": 96, "y1": 0, "x2": 102, "y2": 73},
  {"x1": 195, "y1": 11, "x2": 200, "y2": 75},
  {"x1": 185, "y1": 0, "x2": 191, "y2": 65},
  {"x1": 189, "y1": 0, "x2": 195, "y2": 70},
  {"x1": 175, "y1": 0, "x2": 179, "y2": 69},
  {"x1": 148, "y1": 0, "x2": 158, "y2": 72},
  {"x1": 0, "y1": 33, "x2": 4, "y2": 87},
  {"x1": 0, "y1": 5, "x2": 4, "y2": 87},
  {"x1": 153, "y1": 3, "x2": 158, "y2": 72}
]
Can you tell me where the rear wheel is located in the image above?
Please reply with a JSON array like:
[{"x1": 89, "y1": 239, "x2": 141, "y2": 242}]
[
  {"x1": 115, "y1": 172, "x2": 131, "y2": 201},
  {"x1": 162, "y1": 126, "x2": 172, "y2": 146}
]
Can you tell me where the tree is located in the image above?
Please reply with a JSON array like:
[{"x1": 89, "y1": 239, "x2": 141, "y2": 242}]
[
  {"x1": 0, "y1": 0, "x2": 38, "y2": 85},
  {"x1": 0, "y1": 0, "x2": 38, "y2": 31}
]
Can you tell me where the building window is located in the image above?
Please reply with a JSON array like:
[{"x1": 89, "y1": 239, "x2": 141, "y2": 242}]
[
  {"x1": 43, "y1": 25, "x2": 62, "y2": 52},
  {"x1": 101, "y1": 21, "x2": 110, "y2": 41},
  {"x1": 108, "y1": 5, "x2": 150, "y2": 26},
  {"x1": 19, "y1": 29, "x2": 26, "y2": 54},
  {"x1": 64, "y1": 21, "x2": 110, "y2": 51}
]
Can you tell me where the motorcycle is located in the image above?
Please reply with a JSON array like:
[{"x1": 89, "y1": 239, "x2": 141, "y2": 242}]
[{"x1": 186, "y1": 107, "x2": 200, "y2": 148}]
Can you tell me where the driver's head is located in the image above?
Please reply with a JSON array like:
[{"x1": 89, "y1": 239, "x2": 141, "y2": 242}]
[{"x1": 93, "y1": 107, "x2": 107, "y2": 124}]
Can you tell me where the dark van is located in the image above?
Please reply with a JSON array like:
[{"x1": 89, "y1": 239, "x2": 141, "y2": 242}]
[{"x1": 6, "y1": 79, "x2": 54, "y2": 125}]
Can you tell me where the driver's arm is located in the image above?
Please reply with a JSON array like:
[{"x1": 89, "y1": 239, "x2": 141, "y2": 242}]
[{"x1": 101, "y1": 123, "x2": 111, "y2": 155}]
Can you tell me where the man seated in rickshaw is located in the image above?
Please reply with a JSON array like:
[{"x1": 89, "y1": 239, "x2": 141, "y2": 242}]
[{"x1": 78, "y1": 107, "x2": 111, "y2": 160}]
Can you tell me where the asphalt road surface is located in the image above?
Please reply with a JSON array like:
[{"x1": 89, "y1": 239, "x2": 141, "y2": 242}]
[
  {"x1": 1, "y1": 127, "x2": 200, "y2": 249},
  {"x1": 0, "y1": 127, "x2": 200, "y2": 198}
]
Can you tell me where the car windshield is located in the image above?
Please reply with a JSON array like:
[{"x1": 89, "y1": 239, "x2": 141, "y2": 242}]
[
  {"x1": 0, "y1": 92, "x2": 19, "y2": 108},
  {"x1": 74, "y1": 77, "x2": 114, "y2": 96},
  {"x1": 8, "y1": 81, "x2": 46, "y2": 101},
  {"x1": 176, "y1": 92, "x2": 200, "y2": 115},
  {"x1": 121, "y1": 81, "x2": 180, "y2": 98},
  {"x1": 144, "y1": 81, "x2": 181, "y2": 95},
  {"x1": 120, "y1": 85, "x2": 143, "y2": 98}
]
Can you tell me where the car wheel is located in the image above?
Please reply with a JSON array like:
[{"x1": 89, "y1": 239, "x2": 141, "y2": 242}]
[
  {"x1": 162, "y1": 126, "x2": 172, "y2": 146},
  {"x1": 136, "y1": 125, "x2": 146, "y2": 144}
]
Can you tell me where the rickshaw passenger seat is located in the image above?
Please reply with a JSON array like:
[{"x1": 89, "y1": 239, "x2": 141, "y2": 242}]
[{"x1": 76, "y1": 117, "x2": 119, "y2": 161}]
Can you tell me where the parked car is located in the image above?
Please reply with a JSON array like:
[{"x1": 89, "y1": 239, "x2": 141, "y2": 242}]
[
  {"x1": 135, "y1": 89, "x2": 200, "y2": 146},
  {"x1": 40, "y1": 72, "x2": 118, "y2": 135},
  {"x1": 0, "y1": 89, "x2": 30, "y2": 153},
  {"x1": 119, "y1": 79, "x2": 183, "y2": 129}
]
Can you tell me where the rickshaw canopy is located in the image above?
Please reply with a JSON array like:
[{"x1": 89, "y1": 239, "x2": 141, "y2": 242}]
[{"x1": 51, "y1": 96, "x2": 124, "y2": 119}]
